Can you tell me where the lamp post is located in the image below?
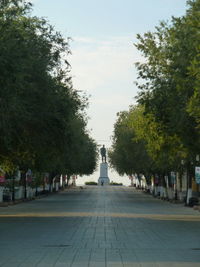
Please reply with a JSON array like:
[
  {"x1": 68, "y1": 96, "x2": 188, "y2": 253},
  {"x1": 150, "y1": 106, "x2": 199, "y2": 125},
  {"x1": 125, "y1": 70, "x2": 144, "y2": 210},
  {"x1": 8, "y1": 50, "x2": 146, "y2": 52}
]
[
  {"x1": 12, "y1": 174, "x2": 15, "y2": 202},
  {"x1": 179, "y1": 160, "x2": 184, "y2": 201},
  {"x1": 186, "y1": 161, "x2": 193, "y2": 205},
  {"x1": 180, "y1": 159, "x2": 192, "y2": 204},
  {"x1": 195, "y1": 154, "x2": 200, "y2": 185},
  {"x1": 24, "y1": 171, "x2": 27, "y2": 199}
]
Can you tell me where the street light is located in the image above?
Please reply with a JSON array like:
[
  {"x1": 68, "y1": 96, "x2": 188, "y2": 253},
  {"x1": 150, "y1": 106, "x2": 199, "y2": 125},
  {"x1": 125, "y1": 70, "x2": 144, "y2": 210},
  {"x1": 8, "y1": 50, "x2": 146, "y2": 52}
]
[{"x1": 195, "y1": 154, "x2": 200, "y2": 186}]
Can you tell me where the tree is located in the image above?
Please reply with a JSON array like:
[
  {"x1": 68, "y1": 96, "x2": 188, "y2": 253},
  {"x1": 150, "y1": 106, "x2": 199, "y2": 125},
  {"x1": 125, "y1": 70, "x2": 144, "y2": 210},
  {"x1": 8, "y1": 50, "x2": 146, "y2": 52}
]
[
  {"x1": 134, "y1": 0, "x2": 200, "y2": 202},
  {"x1": 135, "y1": 0, "x2": 200, "y2": 157},
  {"x1": 109, "y1": 109, "x2": 154, "y2": 186},
  {"x1": 0, "y1": 0, "x2": 98, "y2": 194}
]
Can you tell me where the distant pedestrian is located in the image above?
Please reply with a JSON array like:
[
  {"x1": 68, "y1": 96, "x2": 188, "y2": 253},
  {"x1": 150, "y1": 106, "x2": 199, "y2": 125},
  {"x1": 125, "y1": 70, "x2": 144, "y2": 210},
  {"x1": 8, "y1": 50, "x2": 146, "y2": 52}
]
[{"x1": 101, "y1": 181, "x2": 104, "y2": 186}]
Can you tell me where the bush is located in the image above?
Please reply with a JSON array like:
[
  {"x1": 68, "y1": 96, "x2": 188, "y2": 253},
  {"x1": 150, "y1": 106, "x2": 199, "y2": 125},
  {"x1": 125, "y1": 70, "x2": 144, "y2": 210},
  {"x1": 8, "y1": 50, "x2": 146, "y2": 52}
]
[
  {"x1": 85, "y1": 181, "x2": 97, "y2": 185},
  {"x1": 110, "y1": 182, "x2": 123, "y2": 186},
  {"x1": 188, "y1": 197, "x2": 199, "y2": 207}
]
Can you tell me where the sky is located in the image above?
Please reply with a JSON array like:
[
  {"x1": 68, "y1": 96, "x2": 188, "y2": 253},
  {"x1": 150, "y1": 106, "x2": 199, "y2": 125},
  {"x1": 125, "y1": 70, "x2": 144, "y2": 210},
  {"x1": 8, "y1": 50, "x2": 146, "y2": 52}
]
[{"x1": 31, "y1": 0, "x2": 188, "y2": 184}]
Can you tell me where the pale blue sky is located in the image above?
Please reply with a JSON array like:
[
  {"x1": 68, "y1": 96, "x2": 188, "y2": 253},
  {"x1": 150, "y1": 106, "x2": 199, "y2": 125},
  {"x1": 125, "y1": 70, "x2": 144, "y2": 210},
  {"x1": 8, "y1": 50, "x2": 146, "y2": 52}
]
[
  {"x1": 33, "y1": 0, "x2": 187, "y2": 37},
  {"x1": 32, "y1": 0, "x2": 188, "y2": 183}
]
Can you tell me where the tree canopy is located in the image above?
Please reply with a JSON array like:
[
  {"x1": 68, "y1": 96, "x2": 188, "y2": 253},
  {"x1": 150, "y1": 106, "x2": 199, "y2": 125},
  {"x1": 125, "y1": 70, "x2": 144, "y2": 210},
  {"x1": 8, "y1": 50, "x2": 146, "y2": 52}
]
[
  {"x1": 109, "y1": 0, "x2": 200, "y2": 182},
  {"x1": 0, "y1": 0, "x2": 98, "y2": 177}
]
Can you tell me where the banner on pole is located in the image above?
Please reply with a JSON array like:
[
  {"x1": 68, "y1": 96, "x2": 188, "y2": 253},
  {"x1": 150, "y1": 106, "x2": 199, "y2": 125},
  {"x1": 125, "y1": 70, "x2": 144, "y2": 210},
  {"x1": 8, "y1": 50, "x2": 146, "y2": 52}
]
[
  {"x1": 0, "y1": 175, "x2": 5, "y2": 183},
  {"x1": 170, "y1": 172, "x2": 176, "y2": 184},
  {"x1": 195, "y1": 167, "x2": 200, "y2": 184}
]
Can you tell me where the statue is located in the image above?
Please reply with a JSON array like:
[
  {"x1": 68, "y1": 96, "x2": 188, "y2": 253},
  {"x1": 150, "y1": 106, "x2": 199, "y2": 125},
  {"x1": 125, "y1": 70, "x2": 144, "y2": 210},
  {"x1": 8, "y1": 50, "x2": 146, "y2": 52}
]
[
  {"x1": 100, "y1": 145, "x2": 106, "y2": 163},
  {"x1": 98, "y1": 144, "x2": 110, "y2": 185}
]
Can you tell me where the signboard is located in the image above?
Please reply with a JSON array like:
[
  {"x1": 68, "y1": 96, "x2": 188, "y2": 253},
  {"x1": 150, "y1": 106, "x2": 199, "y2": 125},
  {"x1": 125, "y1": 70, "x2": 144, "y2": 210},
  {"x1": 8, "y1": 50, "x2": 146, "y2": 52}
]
[
  {"x1": 15, "y1": 170, "x2": 21, "y2": 181},
  {"x1": 44, "y1": 173, "x2": 49, "y2": 183},
  {"x1": 0, "y1": 175, "x2": 5, "y2": 183},
  {"x1": 195, "y1": 167, "x2": 200, "y2": 184},
  {"x1": 154, "y1": 175, "x2": 159, "y2": 185},
  {"x1": 0, "y1": 168, "x2": 5, "y2": 183},
  {"x1": 170, "y1": 172, "x2": 176, "y2": 185},
  {"x1": 26, "y1": 169, "x2": 32, "y2": 183}
]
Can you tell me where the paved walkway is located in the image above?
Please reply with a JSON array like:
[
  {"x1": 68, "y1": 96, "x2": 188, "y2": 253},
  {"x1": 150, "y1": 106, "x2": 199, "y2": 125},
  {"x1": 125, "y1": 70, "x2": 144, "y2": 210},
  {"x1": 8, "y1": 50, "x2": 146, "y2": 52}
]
[{"x1": 0, "y1": 186, "x2": 200, "y2": 267}]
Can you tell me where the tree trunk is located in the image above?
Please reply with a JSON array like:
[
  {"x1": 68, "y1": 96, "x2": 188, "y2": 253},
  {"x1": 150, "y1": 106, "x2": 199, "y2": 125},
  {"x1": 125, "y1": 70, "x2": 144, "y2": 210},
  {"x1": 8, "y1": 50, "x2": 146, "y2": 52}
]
[
  {"x1": 178, "y1": 170, "x2": 183, "y2": 201},
  {"x1": 12, "y1": 176, "x2": 15, "y2": 202},
  {"x1": 49, "y1": 172, "x2": 57, "y2": 192},
  {"x1": 66, "y1": 174, "x2": 71, "y2": 186},
  {"x1": 21, "y1": 171, "x2": 27, "y2": 199},
  {"x1": 160, "y1": 174, "x2": 167, "y2": 199}
]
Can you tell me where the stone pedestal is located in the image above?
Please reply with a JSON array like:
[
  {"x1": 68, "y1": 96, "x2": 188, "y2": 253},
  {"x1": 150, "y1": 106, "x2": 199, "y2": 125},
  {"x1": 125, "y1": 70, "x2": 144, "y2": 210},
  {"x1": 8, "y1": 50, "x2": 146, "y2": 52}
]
[{"x1": 98, "y1": 162, "x2": 110, "y2": 185}]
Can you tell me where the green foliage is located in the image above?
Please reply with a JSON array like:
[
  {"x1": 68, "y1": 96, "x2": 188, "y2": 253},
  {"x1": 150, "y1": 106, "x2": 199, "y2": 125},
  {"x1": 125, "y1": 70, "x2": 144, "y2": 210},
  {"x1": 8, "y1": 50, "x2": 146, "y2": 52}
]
[
  {"x1": 135, "y1": 0, "x2": 200, "y2": 161},
  {"x1": 85, "y1": 181, "x2": 97, "y2": 185},
  {"x1": 109, "y1": 108, "x2": 153, "y2": 179},
  {"x1": 110, "y1": 181, "x2": 123, "y2": 186},
  {"x1": 0, "y1": 0, "x2": 98, "y2": 179},
  {"x1": 110, "y1": 0, "x2": 200, "y2": 183}
]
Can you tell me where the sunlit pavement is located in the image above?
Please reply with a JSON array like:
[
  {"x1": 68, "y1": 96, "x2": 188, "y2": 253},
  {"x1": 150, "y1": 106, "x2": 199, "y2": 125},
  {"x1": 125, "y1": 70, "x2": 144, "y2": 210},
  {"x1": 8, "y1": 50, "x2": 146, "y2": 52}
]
[{"x1": 0, "y1": 186, "x2": 200, "y2": 267}]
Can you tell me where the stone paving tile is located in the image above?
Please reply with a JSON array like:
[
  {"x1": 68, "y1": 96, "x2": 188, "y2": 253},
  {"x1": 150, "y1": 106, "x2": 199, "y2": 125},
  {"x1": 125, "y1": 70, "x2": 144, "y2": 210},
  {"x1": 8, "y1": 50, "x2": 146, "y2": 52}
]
[
  {"x1": 0, "y1": 186, "x2": 200, "y2": 266},
  {"x1": 70, "y1": 251, "x2": 91, "y2": 266},
  {"x1": 89, "y1": 250, "x2": 106, "y2": 267},
  {"x1": 99, "y1": 241, "x2": 112, "y2": 248},
  {"x1": 54, "y1": 249, "x2": 77, "y2": 267}
]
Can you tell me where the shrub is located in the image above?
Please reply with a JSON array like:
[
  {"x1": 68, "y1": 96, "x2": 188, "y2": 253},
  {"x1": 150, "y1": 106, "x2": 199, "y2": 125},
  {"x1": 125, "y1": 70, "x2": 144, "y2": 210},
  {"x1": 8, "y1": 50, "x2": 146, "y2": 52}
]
[
  {"x1": 85, "y1": 181, "x2": 97, "y2": 185},
  {"x1": 188, "y1": 197, "x2": 199, "y2": 207},
  {"x1": 110, "y1": 182, "x2": 123, "y2": 186}
]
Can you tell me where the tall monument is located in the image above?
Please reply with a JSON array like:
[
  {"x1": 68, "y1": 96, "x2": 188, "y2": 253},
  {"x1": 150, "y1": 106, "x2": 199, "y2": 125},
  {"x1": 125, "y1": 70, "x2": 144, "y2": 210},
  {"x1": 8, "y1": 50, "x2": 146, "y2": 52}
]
[{"x1": 98, "y1": 145, "x2": 110, "y2": 185}]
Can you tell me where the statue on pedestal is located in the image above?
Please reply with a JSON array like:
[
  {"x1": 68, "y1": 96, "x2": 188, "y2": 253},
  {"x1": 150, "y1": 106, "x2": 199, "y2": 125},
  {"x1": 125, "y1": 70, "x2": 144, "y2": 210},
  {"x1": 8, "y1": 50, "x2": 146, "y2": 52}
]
[
  {"x1": 100, "y1": 145, "x2": 106, "y2": 163},
  {"x1": 98, "y1": 145, "x2": 110, "y2": 185}
]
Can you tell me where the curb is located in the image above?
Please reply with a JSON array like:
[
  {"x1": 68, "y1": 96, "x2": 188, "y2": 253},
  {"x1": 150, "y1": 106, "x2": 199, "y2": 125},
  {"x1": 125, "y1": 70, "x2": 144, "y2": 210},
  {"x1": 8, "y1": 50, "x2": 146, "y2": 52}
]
[{"x1": 0, "y1": 186, "x2": 74, "y2": 207}]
